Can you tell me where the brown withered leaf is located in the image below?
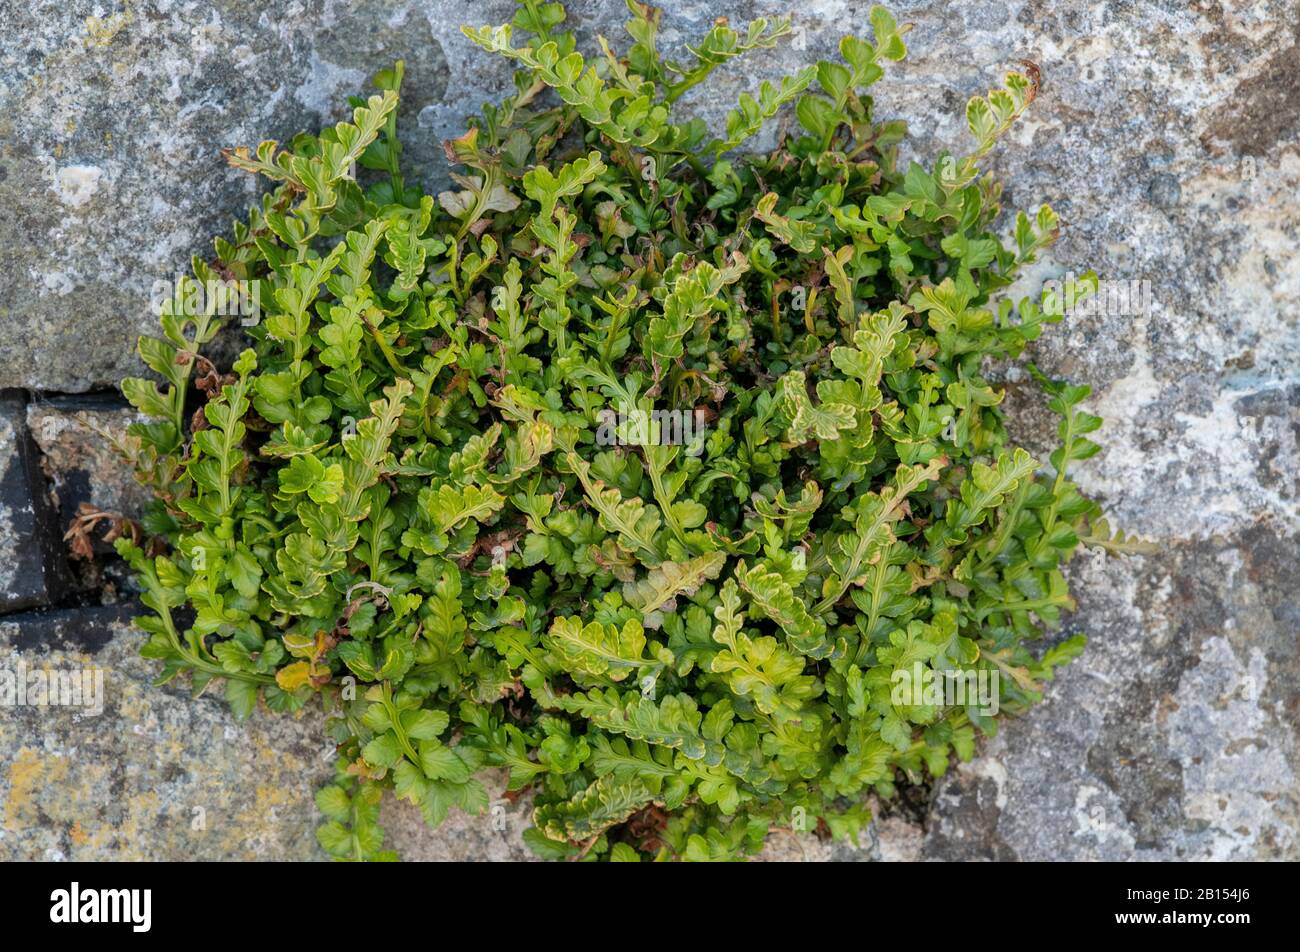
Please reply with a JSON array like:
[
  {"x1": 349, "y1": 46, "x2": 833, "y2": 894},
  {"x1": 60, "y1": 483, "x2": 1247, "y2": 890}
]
[{"x1": 64, "y1": 503, "x2": 141, "y2": 561}]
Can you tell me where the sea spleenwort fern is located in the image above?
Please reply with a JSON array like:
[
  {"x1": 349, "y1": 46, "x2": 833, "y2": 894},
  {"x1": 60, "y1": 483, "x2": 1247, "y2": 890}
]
[{"x1": 116, "y1": 0, "x2": 1150, "y2": 861}]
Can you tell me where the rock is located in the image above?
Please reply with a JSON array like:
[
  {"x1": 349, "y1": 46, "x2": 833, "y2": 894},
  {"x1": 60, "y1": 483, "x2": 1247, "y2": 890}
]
[
  {"x1": 0, "y1": 601, "x2": 131, "y2": 655},
  {"x1": 382, "y1": 777, "x2": 537, "y2": 862},
  {"x1": 2, "y1": 0, "x2": 1298, "y2": 860},
  {"x1": 0, "y1": 392, "x2": 70, "y2": 612},
  {"x1": 26, "y1": 395, "x2": 151, "y2": 527},
  {"x1": 0, "y1": 601, "x2": 533, "y2": 860},
  {"x1": 875, "y1": 0, "x2": 1300, "y2": 861},
  {"x1": 0, "y1": 604, "x2": 338, "y2": 861},
  {"x1": 1146, "y1": 172, "x2": 1182, "y2": 210},
  {"x1": 752, "y1": 811, "x2": 922, "y2": 862},
  {"x1": 924, "y1": 521, "x2": 1300, "y2": 861},
  {"x1": 1, "y1": 0, "x2": 754, "y2": 392}
]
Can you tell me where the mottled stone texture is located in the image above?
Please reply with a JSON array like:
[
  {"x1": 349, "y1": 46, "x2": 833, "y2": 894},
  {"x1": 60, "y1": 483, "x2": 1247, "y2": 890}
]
[
  {"x1": 1, "y1": 607, "x2": 335, "y2": 861},
  {"x1": 924, "y1": 529, "x2": 1299, "y2": 860},
  {"x1": 27, "y1": 396, "x2": 152, "y2": 527},
  {"x1": 1, "y1": 0, "x2": 1297, "y2": 859}
]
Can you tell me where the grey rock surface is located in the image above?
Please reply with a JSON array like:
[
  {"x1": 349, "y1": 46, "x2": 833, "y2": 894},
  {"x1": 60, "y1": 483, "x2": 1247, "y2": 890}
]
[
  {"x1": 1, "y1": 605, "x2": 336, "y2": 860},
  {"x1": 924, "y1": 527, "x2": 1299, "y2": 860},
  {"x1": 1, "y1": 0, "x2": 1297, "y2": 860},
  {"x1": 0, "y1": 603, "x2": 538, "y2": 860},
  {"x1": 26, "y1": 396, "x2": 151, "y2": 528}
]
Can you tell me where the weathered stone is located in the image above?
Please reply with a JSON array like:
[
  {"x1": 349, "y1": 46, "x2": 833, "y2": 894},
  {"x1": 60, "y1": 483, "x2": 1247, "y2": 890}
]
[
  {"x1": 382, "y1": 783, "x2": 537, "y2": 862},
  {"x1": 0, "y1": 392, "x2": 70, "y2": 612},
  {"x1": 0, "y1": 605, "x2": 335, "y2": 860},
  {"x1": 752, "y1": 811, "x2": 921, "y2": 862},
  {"x1": 872, "y1": 0, "x2": 1300, "y2": 861},
  {"x1": 0, "y1": 601, "x2": 133, "y2": 656},
  {"x1": 1146, "y1": 172, "x2": 1182, "y2": 210},
  {"x1": 924, "y1": 521, "x2": 1300, "y2": 861},
  {"x1": 26, "y1": 395, "x2": 151, "y2": 527},
  {"x1": 2, "y1": 0, "x2": 1298, "y2": 860},
  {"x1": 1, "y1": 0, "x2": 768, "y2": 393},
  {"x1": 0, "y1": 600, "x2": 543, "y2": 860}
]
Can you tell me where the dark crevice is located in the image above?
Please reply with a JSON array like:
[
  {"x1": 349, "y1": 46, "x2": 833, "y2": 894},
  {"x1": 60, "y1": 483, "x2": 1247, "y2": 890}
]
[
  {"x1": 1, "y1": 385, "x2": 134, "y2": 623},
  {"x1": 1, "y1": 388, "x2": 75, "y2": 613},
  {"x1": 0, "y1": 601, "x2": 139, "y2": 654},
  {"x1": 25, "y1": 389, "x2": 134, "y2": 412}
]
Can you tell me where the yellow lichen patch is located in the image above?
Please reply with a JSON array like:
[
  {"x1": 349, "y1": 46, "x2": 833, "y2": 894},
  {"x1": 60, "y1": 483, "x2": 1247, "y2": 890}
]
[
  {"x1": 257, "y1": 783, "x2": 296, "y2": 811},
  {"x1": 5, "y1": 748, "x2": 70, "y2": 827},
  {"x1": 83, "y1": 12, "x2": 131, "y2": 49},
  {"x1": 4, "y1": 749, "x2": 45, "y2": 823},
  {"x1": 116, "y1": 790, "x2": 163, "y2": 857},
  {"x1": 228, "y1": 780, "x2": 302, "y2": 860},
  {"x1": 116, "y1": 683, "x2": 153, "y2": 722}
]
